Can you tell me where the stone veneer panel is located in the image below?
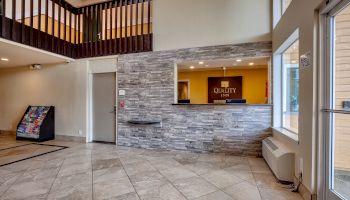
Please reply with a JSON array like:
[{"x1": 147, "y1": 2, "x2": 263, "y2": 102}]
[{"x1": 117, "y1": 41, "x2": 272, "y2": 156}]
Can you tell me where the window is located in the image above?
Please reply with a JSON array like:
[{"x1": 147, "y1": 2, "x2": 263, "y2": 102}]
[
  {"x1": 282, "y1": 40, "x2": 299, "y2": 134},
  {"x1": 282, "y1": 0, "x2": 292, "y2": 14}
]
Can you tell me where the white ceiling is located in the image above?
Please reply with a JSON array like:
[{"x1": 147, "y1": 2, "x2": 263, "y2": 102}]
[
  {"x1": 177, "y1": 57, "x2": 270, "y2": 72},
  {"x1": 66, "y1": 0, "x2": 109, "y2": 7},
  {"x1": 0, "y1": 39, "x2": 73, "y2": 69}
]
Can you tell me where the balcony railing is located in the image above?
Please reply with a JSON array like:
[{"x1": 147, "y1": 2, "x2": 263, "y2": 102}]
[{"x1": 0, "y1": 0, "x2": 152, "y2": 58}]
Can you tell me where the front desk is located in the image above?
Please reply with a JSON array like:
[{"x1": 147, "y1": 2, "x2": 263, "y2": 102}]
[{"x1": 118, "y1": 102, "x2": 272, "y2": 156}]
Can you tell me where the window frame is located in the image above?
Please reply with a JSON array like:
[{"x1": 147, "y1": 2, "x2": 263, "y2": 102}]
[
  {"x1": 281, "y1": 39, "x2": 299, "y2": 134},
  {"x1": 281, "y1": 0, "x2": 293, "y2": 14}
]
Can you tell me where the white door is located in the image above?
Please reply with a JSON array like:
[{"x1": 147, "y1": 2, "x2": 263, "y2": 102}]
[
  {"x1": 92, "y1": 72, "x2": 116, "y2": 143},
  {"x1": 324, "y1": 1, "x2": 350, "y2": 199}
]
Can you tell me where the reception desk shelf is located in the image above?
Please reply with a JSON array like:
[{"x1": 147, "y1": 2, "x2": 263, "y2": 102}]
[{"x1": 172, "y1": 103, "x2": 272, "y2": 106}]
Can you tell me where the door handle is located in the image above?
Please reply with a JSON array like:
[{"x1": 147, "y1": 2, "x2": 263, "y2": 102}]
[
  {"x1": 109, "y1": 106, "x2": 117, "y2": 114},
  {"x1": 322, "y1": 109, "x2": 350, "y2": 114}
]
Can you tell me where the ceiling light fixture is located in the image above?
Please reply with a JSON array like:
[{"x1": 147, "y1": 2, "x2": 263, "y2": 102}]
[
  {"x1": 291, "y1": 60, "x2": 297, "y2": 64},
  {"x1": 1, "y1": 58, "x2": 9, "y2": 61},
  {"x1": 199, "y1": 61, "x2": 204, "y2": 65},
  {"x1": 236, "y1": 59, "x2": 242, "y2": 62},
  {"x1": 249, "y1": 62, "x2": 254, "y2": 66},
  {"x1": 189, "y1": 66, "x2": 195, "y2": 69}
]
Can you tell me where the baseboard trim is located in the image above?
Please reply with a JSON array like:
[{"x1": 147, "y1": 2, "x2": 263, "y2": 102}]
[
  {"x1": 297, "y1": 179, "x2": 317, "y2": 200},
  {"x1": 55, "y1": 135, "x2": 86, "y2": 143},
  {"x1": 0, "y1": 130, "x2": 16, "y2": 135}
]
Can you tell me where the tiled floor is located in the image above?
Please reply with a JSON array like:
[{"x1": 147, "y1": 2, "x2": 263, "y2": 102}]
[{"x1": 0, "y1": 134, "x2": 303, "y2": 200}]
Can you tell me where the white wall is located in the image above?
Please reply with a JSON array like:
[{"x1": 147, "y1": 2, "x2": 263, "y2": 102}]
[
  {"x1": 272, "y1": 0, "x2": 324, "y2": 195},
  {"x1": 153, "y1": 0, "x2": 272, "y2": 51},
  {"x1": 0, "y1": 60, "x2": 88, "y2": 138}
]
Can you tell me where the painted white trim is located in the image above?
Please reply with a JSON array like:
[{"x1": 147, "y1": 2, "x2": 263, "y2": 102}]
[
  {"x1": 273, "y1": 30, "x2": 299, "y2": 141},
  {"x1": 86, "y1": 57, "x2": 118, "y2": 144}
]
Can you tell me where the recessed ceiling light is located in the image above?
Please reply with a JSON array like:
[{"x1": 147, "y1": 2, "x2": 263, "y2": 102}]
[
  {"x1": 236, "y1": 59, "x2": 242, "y2": 62},
  {"x1": 199, "y1": 61, "x2": 204, "y2": 65},
  {"x1": 189, "y1": 66, "x2": 195, "y2": 69},
  {"x1": 291, "y1": 60, "x2": 297, "y2": 64},
  {"x1": 1, "y1": 58, "x2": 9, "y2": 61},
  {"x1": 249, "y1": 62, "x2": 254, "y2": 66}
]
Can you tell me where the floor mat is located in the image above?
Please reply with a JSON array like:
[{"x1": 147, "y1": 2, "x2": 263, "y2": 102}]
[{"x1": 0, "y1": 143, "x2": 68, "y2": 167}]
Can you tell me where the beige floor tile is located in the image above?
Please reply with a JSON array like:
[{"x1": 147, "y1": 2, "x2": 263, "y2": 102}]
[
  {"x1": 136, "y1": 182, "x2": 186, "y2": 200},
  {"x1": 201, "y1": 169, "x2": 244, "y2": 189},
  {"x1": 184, "y1": 161, "x2": 220, "y2": 175},
  {"x1": 0, "y1": 135, "x2": 304, "y2": 200},
  {"x1": 93, "y1": 177, "x2": 135, "y2": 200},
  {"x1": 173, "y1": 176, "x2": 218, "y2": 199},
  {"x1": 223, "y1": 181, "x2": 262, "y2": 200},
  {"x1": 193, "y1": 190, "x2": 233, "y2": 200},
  {"x1": 2, "y1": 177, "x2": 54, "y2": 200},
  {"x1": 92, "y1": 158, "x2": 122, "y2": 171},
  {"x1": 123, "y1": 161, "x2": 157, "y2": 176},
  {"x1": 253, "y1": 172, "x2": 283, "y2": 189},
  {"x1": 248, "y1": 158, "x2": 272, "y2": 173},
  {"x1": 146, "y1": 157, "x2": 181, "y2": 170},
  {"x1": 58, "y1": 162, "x2": 92, "y2": 177},
  {"x1": 160, "y1": 166, "x2": 197, "y2": 182},
  {"x1": 93, "y1": 166, "x2": 127, "y2": 183},
  {"x1": 259, "y1": 187, "x2": 304, "y2": 200},
  {"x1": 130, "y1": 171, "x2": 167, "y2": 192}
]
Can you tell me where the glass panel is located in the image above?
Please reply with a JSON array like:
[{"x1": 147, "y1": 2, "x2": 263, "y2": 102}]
[
  {"x1": 282, "y1": 40, "x2": 299, "y2": 133},
  {"x1": 332, "y1": 4, "x2": 350, "y2": 199}
]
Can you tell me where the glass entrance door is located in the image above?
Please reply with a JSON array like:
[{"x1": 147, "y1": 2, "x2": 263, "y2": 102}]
[{"x1": 325, "y1": 1, "x2": 350, "y2": 199}]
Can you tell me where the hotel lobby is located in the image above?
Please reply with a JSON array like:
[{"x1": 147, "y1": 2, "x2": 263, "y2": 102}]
[{"x1": 0, "y1": 0, "x2": 350, "y2": 200}]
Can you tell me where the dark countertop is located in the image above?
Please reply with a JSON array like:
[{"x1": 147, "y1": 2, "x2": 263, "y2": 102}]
[{"x1": 172, "y1": 103, "x2": 273, "y2": 106}]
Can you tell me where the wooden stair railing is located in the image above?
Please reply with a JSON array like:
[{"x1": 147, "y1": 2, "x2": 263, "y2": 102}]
[{"x1": 0, "y1": 0, "x2": 152, "y2": 59}]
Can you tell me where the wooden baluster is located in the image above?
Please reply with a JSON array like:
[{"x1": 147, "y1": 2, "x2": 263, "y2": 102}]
[
  {"x1": 78, "y1": 8, "x2": 81, "y2": 57},
  {"x1": 30, "y1": 0, "x2": 33, "y2": 46},
  {"x1": 129, "y1": 0, "x2": 133, "y2": 52},
  {"x1": 58, "y1": 0, "x2": 61, "y2": 53},
  {"x1": 124, "y1": 0, "x2": 127, "y2": 53},
  {"x1": 21, "y1": 0, "x2": 24, "y2": 42},
  {"x1": 119, "y1": 0, "x2": 122, "y2": 53},
  {"x1": 99, "y1": 4, "x2": 103, "y2": 55},
  {"x1": 147, "y1": 0, "x2": 151, "y2": 50},
  {"x1": 94, "y1": 5, "x2": 98, "y2": 56},
  {"x1": 64, "y1": 4, "x2": 67, "y2": 55},
  {"x1": 104, "y1": 2, "x2": 108, "y2": 54},
  {"x1": 141, "y1": 0, "x2": 144, "y2": 51},
  {"x1": 135, "y1": 0, "x2": 139, "y2": 52},
  {"x1": 11, "y1": 0, "x2": 16, "y2": 40},
  {"x1": 0, "y1": 0, "x2": 5, "y2": 37},
  {"x1": 45, "y1": 0, "x2": 48, "y2": 49},
  {"x1": 89, "y1": 6, "x2": 94, "y2": 56},
  {"x1": 38, "y1": 0, "x2": 41, "y2": 47},
  {"x1": 114, "y1": 0, "x2": 118, "y2": 54},
  {"x1": 52, "y1": 0, "x2": 55, "y2": 51},
  {"x1": 86, "y1": 6, "x2": 90, "y2": 57},
  {"x1": 109, "y1": 1, "x2": 112, "y2": 54},
  {"x1": 69, "y1": 9, "x2": 72, "y2": 56}
]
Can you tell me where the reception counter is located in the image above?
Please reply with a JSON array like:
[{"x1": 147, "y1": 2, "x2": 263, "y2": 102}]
[
  {"x1": 118, "y1": 103, "x2": 272, "y2": 156},
  {"x1": 117, "y1": 41, "x2": 273, "y2": 156}
]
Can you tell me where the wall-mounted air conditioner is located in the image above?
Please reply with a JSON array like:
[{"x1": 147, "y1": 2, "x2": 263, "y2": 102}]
[{"x1": 262, "y1": 137, "x2": 295, "y2": 182}]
